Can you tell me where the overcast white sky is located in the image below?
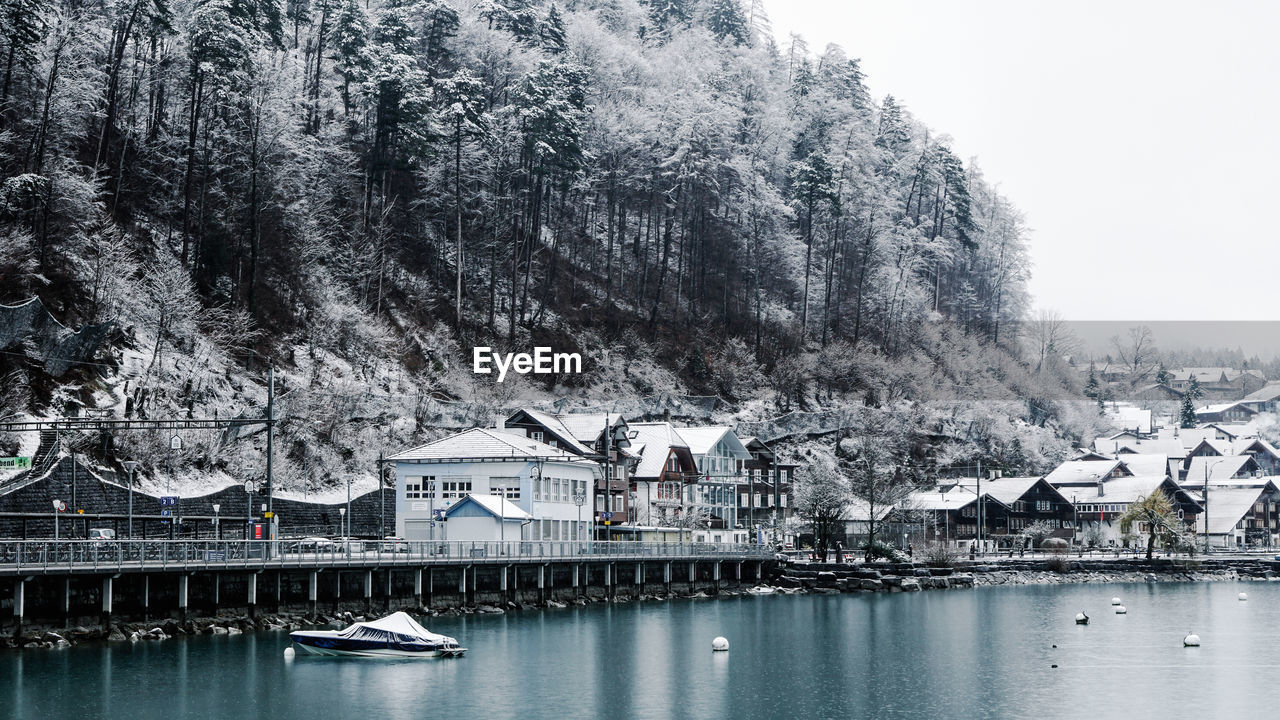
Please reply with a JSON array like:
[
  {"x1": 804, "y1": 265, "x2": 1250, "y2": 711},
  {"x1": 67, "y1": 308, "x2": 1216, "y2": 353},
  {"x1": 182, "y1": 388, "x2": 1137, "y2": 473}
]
[{"x1": 765, "y1": 0, "x2": 1280, "y2": 322}]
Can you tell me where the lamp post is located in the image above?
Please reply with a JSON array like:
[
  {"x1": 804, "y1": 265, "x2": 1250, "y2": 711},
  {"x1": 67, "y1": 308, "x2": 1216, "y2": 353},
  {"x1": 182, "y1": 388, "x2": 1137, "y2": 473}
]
[
  {"x1": 339, "y1": 507, "x2": 347, "y2": 538},
  {"x1": 574, "y1": 490, "x2": 585, "y2": 543},
  {"x1": 346, "y1": 474, "x2": 352, "y2": 538},
  {"x1": 52, "y1": 499, "x2": 62, "y2": 539},
  {"x1": 212, "y1": 503, "x2": 221, "y2": 540},
  {"x1": 1204, "y1": 458, "x2": 1228, "y2": 554},
  {"x1": 244, "y1": 480, "x2": 254, "y2": 539},
  {"x1": 1072, "y1": 494, "x2": 1079, "y2": 550},
  {"x1": 122, "y1": 461, "x2": 140, "y2": 539}
]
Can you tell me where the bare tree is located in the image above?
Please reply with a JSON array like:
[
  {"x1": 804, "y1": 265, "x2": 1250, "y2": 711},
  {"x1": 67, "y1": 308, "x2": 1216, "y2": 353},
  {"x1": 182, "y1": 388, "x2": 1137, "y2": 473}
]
[
  {"x1": 794, "y1": 457, "x2": 849, "y2": 559},
  {"x1": 1111, "y1": 325, "x2": 1157, "y2": 384},
  {"x1": 1029, "y1": 309, "x2": 1077, "y2": 374}
]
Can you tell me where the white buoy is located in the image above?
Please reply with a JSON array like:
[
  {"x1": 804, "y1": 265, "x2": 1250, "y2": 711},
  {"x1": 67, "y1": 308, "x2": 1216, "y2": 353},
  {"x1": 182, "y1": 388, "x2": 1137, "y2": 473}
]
[
  {"x1": 1184, "y1": 633, "x2": 1201, "y2": 647},
  {"x1": 712, "y1": 636, "x2": 729, "y2": 652},
  {"x1": 1239, "y1": 592, "x2": 1248, "y2": 601},
  {"x1": 1115, "y1": 605, "x2": 1127, "y2": 614},
  {"x1": 1074, "y1": 612, "x2": 1088, "y2": 624},
  {"x1": 1111, "y1": 597, "x2": 1122, "y2": 606},
  {"x1": 283, "y1": 646, "x2": 296, "y2": 659}
]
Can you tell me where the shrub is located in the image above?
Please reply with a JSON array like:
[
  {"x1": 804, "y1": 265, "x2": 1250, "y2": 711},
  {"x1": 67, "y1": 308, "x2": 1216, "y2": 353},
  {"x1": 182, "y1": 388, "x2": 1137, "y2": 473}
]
[
  {"x1": 1046, "y1": 554, "x2": 1071, "y2": 573},
  {"x1": 919, "y1": 542, "x2": 961, "y2": 568},
  {"x1": 864, "y1": 540, "x2": 911, "y2": 563}
]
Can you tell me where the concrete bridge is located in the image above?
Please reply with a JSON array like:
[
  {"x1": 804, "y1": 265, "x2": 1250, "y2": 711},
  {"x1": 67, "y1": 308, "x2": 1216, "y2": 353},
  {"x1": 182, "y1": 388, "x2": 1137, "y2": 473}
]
[{"x1": 1, "y1": 540, "x2": 773, "y2": 634}]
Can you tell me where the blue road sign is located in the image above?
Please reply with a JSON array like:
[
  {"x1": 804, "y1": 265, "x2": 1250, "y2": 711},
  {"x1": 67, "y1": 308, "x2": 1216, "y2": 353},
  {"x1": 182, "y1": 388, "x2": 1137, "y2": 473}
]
[
  {"x1": 601, "y1": 512, "x2": 613, "y2": 520},
  {"x1": 160, "y1": 496, "x2": 179, "y2": 507},
  {"x1": 160, "y1": 509, "x2": 171, "y2": 517}
]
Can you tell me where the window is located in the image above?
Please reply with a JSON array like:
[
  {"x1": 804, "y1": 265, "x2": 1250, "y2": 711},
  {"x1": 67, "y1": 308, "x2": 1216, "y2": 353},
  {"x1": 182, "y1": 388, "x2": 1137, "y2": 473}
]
[
  {"x1": 780, "y1": 494, "x2": 787, "y2": 508},
  {"x1": 667, "y1": 456, "x2": 680, "y2": 473},
  {"x1": 1035, "y1": 500, "x2": 1052, "y2": 512},
  {"x1": 405, "y1": 476, "x2": 425, "y2": 499},
  {"x1": 441, "y1": 478, "x2": 472, "y2": 499},
  {"x1": 531, "y1": 431, "x2": 544, "y2": 442},
  {"x1": 490, "y1": 478, "x2": 520, "y2": 500}
]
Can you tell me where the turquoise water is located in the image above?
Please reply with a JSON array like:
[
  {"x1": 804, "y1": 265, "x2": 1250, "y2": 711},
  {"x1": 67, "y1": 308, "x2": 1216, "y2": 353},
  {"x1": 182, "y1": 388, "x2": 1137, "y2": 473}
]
[{"x1": 3, "y1": 582, "x2": 1276, "y2": 719}]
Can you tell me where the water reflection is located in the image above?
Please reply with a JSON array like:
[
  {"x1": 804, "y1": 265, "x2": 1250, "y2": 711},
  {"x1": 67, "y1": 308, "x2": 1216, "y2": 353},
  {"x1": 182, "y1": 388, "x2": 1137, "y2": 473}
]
[{"x1": 5, "y1": 583, "x2": 1280, "y2": 719}]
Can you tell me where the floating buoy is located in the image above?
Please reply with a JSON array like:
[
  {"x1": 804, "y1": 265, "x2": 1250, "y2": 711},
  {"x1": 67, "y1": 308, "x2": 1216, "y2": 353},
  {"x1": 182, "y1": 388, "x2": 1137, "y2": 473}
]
[
  {"x1": 1051, "y1": 664, "x2": 1058, "y2": 668},
  {"x1": 1075, "y1": 612, "x2": 1089, "y2": 625},
  {"x1": 1184, "y1": 633, "x2": 1201, "y2": 647},
  {"x1": 712, "y1": 636, "x2": 729, "y2": 652},
  {"x1": 1239, "y1": 592, "x2": 1248, "y2": 601},
  {"x1": 1115, "y1": 605, "x2": 1127, "y2": 614},
  {"x1": 283, "y1": 646, "x2": 296, "y2": 659},
  {"x1": 1111, "y1": 597, "x2": 1122, "y2": 606},
  {"x1": 1051, "y1": 644, "x2": 1057, "y2": 648}
]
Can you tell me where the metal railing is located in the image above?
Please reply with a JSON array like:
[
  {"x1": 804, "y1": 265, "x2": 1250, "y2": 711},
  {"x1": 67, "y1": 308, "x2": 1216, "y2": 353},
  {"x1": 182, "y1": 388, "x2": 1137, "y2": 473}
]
[{"x1": 0, "y1": 539, "x2": 773, "y2": 574}]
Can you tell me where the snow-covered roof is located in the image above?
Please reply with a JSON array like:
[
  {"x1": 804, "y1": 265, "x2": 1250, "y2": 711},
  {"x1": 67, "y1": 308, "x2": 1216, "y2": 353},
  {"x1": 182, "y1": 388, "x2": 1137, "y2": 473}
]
[
  {"x1": 1067, "y1": 475, "x2": 1178, "y2": 505},
  {"x1": 938, "y1": 476, "x2": 1062, "y2": 507},
  {"x1": 1195, "y1": 402, "x2": 1257, "y2": 417},
  {"x1": 507, "y1": 409, "x2": 596, "y2": 455},
  {"x1": 557, "y1": 412, "x2": 624, "y2": 444},
  {"x1": 388, "y1": 428, "x2": 584, "y2": 463},
  {"x1": 628, "y1": 422, "x2": 690, "y2": 479},
  {"x1": 443, "y1": 493, "x2": 532, "y2": 520},
  {"x1": 1185, "y1": 455, "x2": 1259, "y2": 482},
  {"x1": 1240, "y1": 383, "x2": 1280, "y2": 404},
  {"x1": 1234, "y1": 437, "x2": 1280, "y2": 459},
  {"x1": 1045, "y1": 459, "x2": 1126, "y2": 485},
  {"x1": 1107, "y1": 406, "x2": 1152, "y2": 434},
  {"x1": 1195, "y1": 486, "x2": 1273, "y2": 535},
  {"x1": 675, "y1": 426, "x2": 751, "y2": 459},
  {"x1": 845, "y1": 494, "x2": 899, "y2": 521},
  {"x1": 1092, "y1": 437, "x2": 1186, "y2": 458}
]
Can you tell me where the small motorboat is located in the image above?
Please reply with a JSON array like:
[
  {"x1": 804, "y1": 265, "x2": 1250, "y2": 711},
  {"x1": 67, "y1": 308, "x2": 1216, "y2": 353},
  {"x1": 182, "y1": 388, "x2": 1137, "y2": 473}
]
[{"x1": 290, "y1": 612, "x2": 466, "y2": 658}]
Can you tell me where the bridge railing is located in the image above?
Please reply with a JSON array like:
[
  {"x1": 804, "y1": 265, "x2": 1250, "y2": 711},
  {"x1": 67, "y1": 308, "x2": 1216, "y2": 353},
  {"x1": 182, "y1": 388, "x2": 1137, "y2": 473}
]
[{"x1": 0, "y1": 539, "x2": 772, "y2": 572}]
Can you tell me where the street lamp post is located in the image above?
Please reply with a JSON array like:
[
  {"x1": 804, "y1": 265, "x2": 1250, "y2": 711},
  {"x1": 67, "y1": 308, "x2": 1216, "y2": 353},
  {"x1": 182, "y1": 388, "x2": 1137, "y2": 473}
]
[
  {"x1": 346, "y1": 474, "x2": 352, "y2": 538},
  {"x1": 1072, "y1": 494, "x2": 1079, "y2": 550},
  {"x1": 212, "y1": 503, "x2": 221, "y2": 540},
  {"x1": 574, "y1": 490, "x2": 585, "y2": 543},
  {"x1": 1204, "y1": 459, "x2": 1228, "y2": 554},
  {"x1": 122, "y1": 461, "x2": 140, "y2": 539},
  {"x1": 339, "y1": 508, "x2": 347, "y2": 538},
  {"x1": 244, "y1": 480, "x2": 254, "y2": 539}
]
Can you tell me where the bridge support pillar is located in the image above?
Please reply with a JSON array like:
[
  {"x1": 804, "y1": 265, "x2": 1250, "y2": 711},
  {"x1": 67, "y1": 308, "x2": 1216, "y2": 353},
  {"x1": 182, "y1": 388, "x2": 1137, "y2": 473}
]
[
  {"x1": 664, "y1": 562, "x2": 672, "y2": 594},
  {"x1": 178, "y1": 575, "x2": 189, "y2": 623},
  {"x1": 499, "y1": 565, "x2": 509, "y2": 602},
  {"x1": 61, "y1": 577, "x2": 71, "y2": 626},
  {"x1": 384, "y1": 569, "x2": 393, "y2": 611},
  {"x1": 635, "y1": 563, "x2": 643, "y2": 598},
  {"x1": 605, "y1": 563, "x2": 613, "y2": 600},
  {"x1": 101, "y1": 576, "x2": 114, "y2": 629},
  {"x1": 363, "y1": 570, "x2": 373, "y2": 614},
  {"x1": 275, "y1": 572, "x2": 283, "y2": 611},
  {"x1": 13, "y1": 578, "x2": 25, "y2": 638},
  {"x1": 213, "y1": 573, "x2": 220, "y2": 607},
  {"x1": 141, "y1": 575, "x2": 149, "y2": 621},
  {"x1": 462, "y1": 565, "x2": 473, "y2": 605},
  {"x1": 572, "y1": 564, "x2": 580, "y2": 591},
  {"x1": 755, "y1": 561, "x2": 762, "y2": 581},
  {"x1": 713, "y1": 561, "x2": 722, "y2": 592},
  {"x1": 688, "y1": 562, "x2": 696, "y2": 593},
  {"x1": 247, "y1": 573, "x2": 258, "y2": 619},
  {"x1": 307, "y1": 571, "x2": 318, "y2": 617},
  {"x1": 537, "y1": 565, "x2": 546, "y2": 604},
  {"x1": 735, "y1": 561, "x2": 741, "y2": 582},
  {"x1": 413, "y1": 568, "x2": 424, "y2": 607}
]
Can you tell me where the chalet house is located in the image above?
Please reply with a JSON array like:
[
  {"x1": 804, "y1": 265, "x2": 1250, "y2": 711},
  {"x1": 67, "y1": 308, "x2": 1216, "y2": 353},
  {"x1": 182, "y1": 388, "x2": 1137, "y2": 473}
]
[
  {"x1": 1193, "y1": 478, "x2": 1280, "y2": 549},
  {"x1": 1046, "y1": 455, "x2": 1202, "y2": 547},
  {"x1": 389, "y1": 428, "x2": 599, "y2": 543},
  {"x1": 1169, "y1": 368, "x2": 1267, "y2": 402},
  {"x1": 1233, "y1": 438, "x2": 1280, "y2": 476},
  {"x1": 1239, "y1": 383, "x2": 1280, "y2": 413},
  {"x1": 627, "y1": 422, "x2": 699, "y2": 536},
  {"x1": 1184, "y1": 455, "x2": 1262, "y2": 485},
  {"x1": 736, "y1": 436, "x2": 796, "y2": 544},
  {"x1": 1194, "y1": 402, "x2": 1258, "y2": 424},
  {"x1": 677, "y1": 426, "x2": 753, "y2": 544},
  {"x1": 1131, "y1": 383, "x2": 1184, "y2": 403},
  {"x1": 504, "y1": 410, "x2": 634, "y2": 539},
  {"x1": 903, "y1": 476, "x2": 1075, "y2": 550}
]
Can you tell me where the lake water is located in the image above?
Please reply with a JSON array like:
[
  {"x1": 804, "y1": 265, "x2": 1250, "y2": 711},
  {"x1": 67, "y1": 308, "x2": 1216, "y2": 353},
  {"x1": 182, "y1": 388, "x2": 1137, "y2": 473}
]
[{"x1": 3, "y1": 582, "x2": 1277, "y2": 719}]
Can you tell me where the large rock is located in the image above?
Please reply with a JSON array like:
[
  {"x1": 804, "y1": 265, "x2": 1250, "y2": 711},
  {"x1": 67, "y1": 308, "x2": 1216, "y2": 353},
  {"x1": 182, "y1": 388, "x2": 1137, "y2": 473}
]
[
  {"x1": 900, "y1": 578, "x2": 921, "y2": 591},
  {"x1": 859, "y1": 579, "x2": 885, "y2": 591},
  {"x1": 951, "y1": 574, "x2": 976, "y2": 587},
  {"x1": 852, "y1": 569, "x2": 882, "y2": 580}
]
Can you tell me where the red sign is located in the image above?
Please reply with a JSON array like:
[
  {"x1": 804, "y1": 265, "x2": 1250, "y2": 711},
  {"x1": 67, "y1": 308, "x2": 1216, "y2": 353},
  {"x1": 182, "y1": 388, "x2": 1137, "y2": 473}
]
[{"x1": 253, "y1": 523, "x2": 264, "y2": 540}]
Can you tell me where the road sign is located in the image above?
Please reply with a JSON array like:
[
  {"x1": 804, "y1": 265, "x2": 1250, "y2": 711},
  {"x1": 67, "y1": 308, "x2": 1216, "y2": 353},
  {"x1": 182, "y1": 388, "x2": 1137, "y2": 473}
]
[
  {"x1": 0, "y1": 457, "x2": 32, "y2": 470},
  {"x1": 170, "y1": 435, "x2": 183, "y2": 451},
  {"x1": 601, "y1": 512, "x2": 613, "y2": 520},
  {"x1": 244, "y1": 481, "x2": 254, "y2": 493},
  {"x1": 206, "y1": 550, "x2": 226, "y2": 561},
  {"x1": 605, "y1": 520, "x2": 611, "y2": 526},
  {"x1": 160, "y1": 495, "x2": 179, "y2": 507},
  {"x1": 161, "y1": 509, "x2": 171, "y2": 517},
  {"x1": 52, "y1": 500, "x2": 66, "y2": 512},
  {"x1": 264, "y1": 511, "x2": 274, "y2": 519}
]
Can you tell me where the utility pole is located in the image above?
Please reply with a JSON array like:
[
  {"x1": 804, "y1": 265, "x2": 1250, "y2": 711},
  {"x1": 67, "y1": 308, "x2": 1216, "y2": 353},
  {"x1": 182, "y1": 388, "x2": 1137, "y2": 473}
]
[
  {"x1": 972, "y1": 458, "x2": 983, "y2": 556},
  {"x1": 378, "y1": 451, "x2": 386, "y2": 540},
  {"x1": 266, "y1": 364, "x2": 275, "y2": 517}
]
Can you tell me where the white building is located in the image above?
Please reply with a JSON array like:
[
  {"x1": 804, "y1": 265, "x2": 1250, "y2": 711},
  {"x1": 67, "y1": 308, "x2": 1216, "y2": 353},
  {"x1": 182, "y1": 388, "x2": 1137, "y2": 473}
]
[
  {"x1": 675, "y1": 426, "x2": 752, "y2": 544},
  {"x1": 389, "y1": 428, "x2": 600, "y2": 543},
  {"x1": 442, "y1": 494, "x2": 532, "y2": 542}
]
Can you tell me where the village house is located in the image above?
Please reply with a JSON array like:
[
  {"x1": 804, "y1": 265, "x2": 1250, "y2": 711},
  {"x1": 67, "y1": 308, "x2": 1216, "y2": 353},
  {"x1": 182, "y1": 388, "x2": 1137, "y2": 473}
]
[
  {"x1": 440, "y1": 494, "x2": 532, "y2": 543},
  {"x1": 1193, "y1": 402, "x2": 1258, "y2": 424},
  {"x1": 1192, "y1": 477, "x2": 1280, "y2": 549},
  {"x1": 1239, "y1": 383, "x2": 1280, "y2": 414},
  {"x1": 902, "y1": 476, "x2": 1075, "y2": 550},
  {"x1": 736, "y1": 436, "x2": 797, "y2": 544},
  {"x1": 388, "y1": 428, "x2": 599, "y2": 543},
  {"x1": 676, "y1": 426, "x2": 753, "y2": 544},
  {"x1": 1168, "y1": 368, "x2": 1267, "y2": 402},
  {"x1": 1045, "y1": 455, "x2": 1202, "y2": 548},
  {"x1": 626, "y1": 422, "x2": 699, "y2": 537},
  {"x1": 504, "y1": 409, "x2": 634, "y2": 539}
]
